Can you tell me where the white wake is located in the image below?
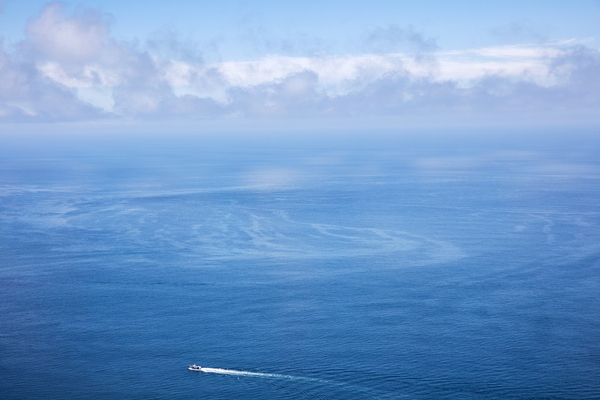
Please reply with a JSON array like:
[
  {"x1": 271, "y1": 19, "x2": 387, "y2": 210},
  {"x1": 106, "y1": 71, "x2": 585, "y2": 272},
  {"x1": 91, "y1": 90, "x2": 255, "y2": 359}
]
[
  {"x1": 196, "y1": 367, "x2": 323, "y2": 383},
  {"x1": 193, "y1": 366, "x2": 390, "y2": 398}
]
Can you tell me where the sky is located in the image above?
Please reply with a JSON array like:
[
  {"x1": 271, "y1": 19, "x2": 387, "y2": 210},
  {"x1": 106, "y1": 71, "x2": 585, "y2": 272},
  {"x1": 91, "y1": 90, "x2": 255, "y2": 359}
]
[{"x1": 0, "y1": 1, "x2": 599, "y2": 131}]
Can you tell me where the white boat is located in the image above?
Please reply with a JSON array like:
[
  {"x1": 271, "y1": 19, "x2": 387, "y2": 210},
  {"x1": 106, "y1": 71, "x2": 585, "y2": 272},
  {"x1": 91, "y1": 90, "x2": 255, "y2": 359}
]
[{"x1": 188, "y1": 364, "x2": 202, "y2": 371}]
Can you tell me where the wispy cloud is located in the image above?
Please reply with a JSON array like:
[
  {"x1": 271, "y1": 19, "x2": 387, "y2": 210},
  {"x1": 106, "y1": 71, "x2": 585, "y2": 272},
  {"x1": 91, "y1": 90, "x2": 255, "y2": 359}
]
[
  {"x1": 1, "y1": 3, "x2": 599, "y2": 125},
  {"x1": 489, "y1": 20, "x2": 550, "y2": 43},
  {"x1": 362, "y1": 24, "x2": 439, "y2": 53}
]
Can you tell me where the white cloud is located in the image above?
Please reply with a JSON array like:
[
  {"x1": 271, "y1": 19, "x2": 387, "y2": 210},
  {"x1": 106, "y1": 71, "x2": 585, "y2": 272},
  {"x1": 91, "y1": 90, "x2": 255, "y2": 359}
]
[
  {"x1": 0, "y1": 3, "x2": 599, "y2": 125},
  {"x1": 23, "y1": 2, "x2": 111, "y2": 63},
  {"x1": 163, "y1": 44, "x2": 570, "y2": 99}
]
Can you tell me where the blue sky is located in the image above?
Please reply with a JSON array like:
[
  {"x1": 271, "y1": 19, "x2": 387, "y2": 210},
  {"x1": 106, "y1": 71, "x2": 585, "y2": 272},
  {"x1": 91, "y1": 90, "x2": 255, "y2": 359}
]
[{"x1": 1, "y1": 1, "x2": 599, "y2": 130}]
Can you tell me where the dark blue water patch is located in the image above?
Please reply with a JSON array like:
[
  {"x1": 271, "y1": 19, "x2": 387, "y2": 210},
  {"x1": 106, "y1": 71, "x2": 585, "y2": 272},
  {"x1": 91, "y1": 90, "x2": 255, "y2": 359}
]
[{"x1": 2, "y1": 249, "x2": 599, "y2": 398}]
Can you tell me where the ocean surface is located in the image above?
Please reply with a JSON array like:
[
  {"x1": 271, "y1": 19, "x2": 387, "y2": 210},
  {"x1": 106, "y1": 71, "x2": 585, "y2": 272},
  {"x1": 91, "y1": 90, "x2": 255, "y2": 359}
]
[{"x1": 1, "y1": 131, "x2": 599, "y2": 399}]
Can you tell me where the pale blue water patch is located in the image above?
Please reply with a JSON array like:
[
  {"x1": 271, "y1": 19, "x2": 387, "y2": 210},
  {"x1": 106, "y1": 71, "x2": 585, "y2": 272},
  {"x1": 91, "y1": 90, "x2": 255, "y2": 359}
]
[{"x1": 1, "y1": 131, "x2": 599, "y2": 399}]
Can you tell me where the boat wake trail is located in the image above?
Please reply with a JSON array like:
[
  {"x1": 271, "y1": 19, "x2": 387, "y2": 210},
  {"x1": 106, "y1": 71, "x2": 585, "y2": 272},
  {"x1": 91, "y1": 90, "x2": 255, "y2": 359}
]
[
  {"x1": 198, "y1": 367, "x2": 324, "y2": 383},
  {"x1": 192, "y1": 366, "x2": 393, "y2": 399}
]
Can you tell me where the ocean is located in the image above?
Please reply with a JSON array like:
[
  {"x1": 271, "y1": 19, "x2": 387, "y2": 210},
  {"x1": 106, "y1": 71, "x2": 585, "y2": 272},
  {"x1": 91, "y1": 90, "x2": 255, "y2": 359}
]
[{"x1": 1, "y1": 130, "x2": 599, "y2": 399}]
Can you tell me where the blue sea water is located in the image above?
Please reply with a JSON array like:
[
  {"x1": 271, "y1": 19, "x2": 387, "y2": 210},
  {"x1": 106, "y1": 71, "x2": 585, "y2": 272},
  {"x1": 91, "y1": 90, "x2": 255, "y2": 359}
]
[{"x1": 1, "y1": 131, "x2": 599, "y2": 399}]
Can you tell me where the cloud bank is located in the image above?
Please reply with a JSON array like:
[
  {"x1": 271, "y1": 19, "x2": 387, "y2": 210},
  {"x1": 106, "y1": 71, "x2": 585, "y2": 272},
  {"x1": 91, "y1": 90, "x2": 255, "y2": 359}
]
[{"x1": 1, "y1": 3, "x2": 599, "y2": 126}]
